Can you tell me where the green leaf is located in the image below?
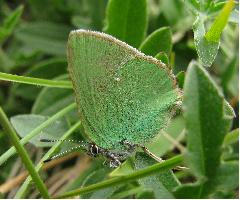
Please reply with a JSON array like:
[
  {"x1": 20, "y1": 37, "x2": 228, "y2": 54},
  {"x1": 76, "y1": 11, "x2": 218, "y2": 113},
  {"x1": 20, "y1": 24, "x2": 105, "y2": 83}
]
[
  {"x1": 155, "y1": 52, "x2": 169, "y2": 66},
  {"x1": 160, "y1": 0, "x2": 194, "y2": 32},
  {"x1": 139, "y1": 27, "x2": 172, "y2": 56},
  {"x1": 175, "y1": 61, "x2": 234, "y2": 198},
  {"x1": 87, "y1": 0, "x2": 108, "y2": 30},
  {"x1": 13, "y1": 58, "x2": 67, "y2": 101},
  {"x1": 32, "y1": 75, "x2": 76, "y2": 122},
  {"x1": 176, "y1": 71, "x2": 185, "y2": 89},
  {"x1": 193, "y1": 17, "x2": 219, "y2": 67},
  {"x1": 146, "y1": 116, "x2": 185, "y2": 157},
  {"x1": 221, "y1": 57, "x2": 238, "y2": 95},
  {"x1": 64, "y1": 160, "x2": 103, "y2": 192},
  {"x1": 71, "y1": 15, "x2": 91, "y2": 29},
  {"x1": 223, "y1": 128, "x2": 239, "y2": 146},
  {"x1": 0, "y1": 48, "x2": 15, "y2": 72},
  {"x1": 109, "y1": 157, "x2": 134, "y2": 177},
  {"x1": 174, "y1": 161, "x2": 239, "y2": 198},
  {"x1": 15, "y1": 121, "x2": 81, "y2": 198},
  {"x1": 111, "y1": 186, "x2": 143, "y2": 198},
  {"x1": 104, "y1": 0, "x2": 147, "y2": 48},
  {"x1": 15, "y1": 21, "x2": 71, "y2": 55},
  {"x1": 205, "y1": 0, "x2": 235, "y2": 42},
  {"x1": 211, "y1": 161, "x2": 239, "y2": 192},
  {"x1": 183, "y1": 61, "x2": 233, "y2": 177},
  {"x1": 0, "y1": 5, "x2": 24, "y2": 43},
  {"x1": 135, "y1": 153, "x2": 179, "y2": 199},
  {"x1": 184, "y1": 0, "x2": 200, "y2": 12},
  {"x1": 10, "y1": 114, "x2": 69, "y2": 147},
  {"x1": 80, "y1": 168, "x2": 117, "y2": 199}
]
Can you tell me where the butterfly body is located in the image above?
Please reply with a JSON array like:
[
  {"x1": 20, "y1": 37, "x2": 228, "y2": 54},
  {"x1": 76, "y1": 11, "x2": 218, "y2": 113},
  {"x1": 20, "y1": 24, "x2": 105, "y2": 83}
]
[{"x1": 67, "y1": 30, "x2": 180, "y2": 152}]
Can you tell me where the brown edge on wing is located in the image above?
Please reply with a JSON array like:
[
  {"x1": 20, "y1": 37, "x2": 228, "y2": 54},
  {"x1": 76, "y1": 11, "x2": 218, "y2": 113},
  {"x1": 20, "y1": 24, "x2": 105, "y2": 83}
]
[{"x1": 67, "y1": 29, "x2": 183, "y2": 147}]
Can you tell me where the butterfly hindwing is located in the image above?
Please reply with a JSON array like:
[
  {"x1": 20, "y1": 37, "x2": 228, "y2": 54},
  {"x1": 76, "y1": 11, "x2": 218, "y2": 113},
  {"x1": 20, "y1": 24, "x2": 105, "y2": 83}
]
[{"x1": 68, "y1": 30, "x2": 179, "y2": 150}]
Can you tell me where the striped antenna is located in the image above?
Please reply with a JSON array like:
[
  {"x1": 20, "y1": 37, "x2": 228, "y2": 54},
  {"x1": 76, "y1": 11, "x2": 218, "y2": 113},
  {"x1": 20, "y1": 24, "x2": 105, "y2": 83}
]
[
  {"x1": 40, "y1": 138, "x2": 86, "y2": 144},
  {"x1": 40, "y1": 138, "x2": 88, "y2": 163}
]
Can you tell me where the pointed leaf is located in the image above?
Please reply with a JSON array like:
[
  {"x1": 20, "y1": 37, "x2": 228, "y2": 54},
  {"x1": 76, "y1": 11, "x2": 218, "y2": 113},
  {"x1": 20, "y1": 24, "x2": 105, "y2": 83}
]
[
  {"x1": 223, "y1": 128, "x2": 239, "y2": 146},
  {"x1": 193, "y1": 17, "x2": 219, "y2": 67},
  {"x1": 104, "y1": 0, "x2": 147, "y2": 48},
  {"x1": 176, "y1": 71, "x2": 185, "y2": 89},
  {"x1": 155, "y1": 52, "x2": 169, "y2": 66},
  {"x1": 15, "y1": 21, "x2": 71, "y2": 55},
  {"x1": 140, "y1": 27, "x2": 172, "y2": 56},
  {"x1": 10, "y1": 114, "x2": 69, "y2": 147},
  {"x1": 0, "y1": 5, "x2": 24, "y2": 43},
  {"x1": 175, "y1": 61, "x2": 234, "y2": 198},
  {"x1": 135, "y1": 153, "x2": 179, "y2": 199},
  {"x1": 205, "y1": 0, "x2": 235, "y2": 42}
]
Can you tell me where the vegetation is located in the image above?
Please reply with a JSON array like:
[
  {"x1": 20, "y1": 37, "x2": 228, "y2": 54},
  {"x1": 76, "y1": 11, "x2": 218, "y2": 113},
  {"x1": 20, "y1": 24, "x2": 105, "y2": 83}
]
[{"x1": 0, "y1": 0, "x2": 238, "y2": 198}]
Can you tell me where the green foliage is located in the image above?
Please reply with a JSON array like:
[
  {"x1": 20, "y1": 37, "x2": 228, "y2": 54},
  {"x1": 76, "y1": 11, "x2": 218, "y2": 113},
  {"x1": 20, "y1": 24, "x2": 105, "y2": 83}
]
[
  {"x1": 10, "y1": 114, "x2": 69, "y2": 147},
  {"x1": 174, "y1": 61, "x2": 235, "y2": 198},
  {"x1": 223, "y1": 128, "x2": 239, "y2": 146},
  {"x1": 155, "y1": 52, "x2": 169, "y2": 65},
  {"x1": 184, "y1": 62, "x2": 233, "y2": 179},
  {"x1": 0, "y1": 5, "x2": 23, "y2": 44},
  {"x1": 0, "y1": 0, "x2": 238, "y2": 198},
  {"x1": 205, "y1": 0, "x2": 235, "y2": 42},
  {"x1": 189, "y1": 0, "x2": 236, "y2": 67},
  {"x1": 15, "y1": 21, "x2": 71, "y2": 55},
  {"x1": 104, "y1": 0, "x2": 147, "y2": 48},
  {"x1": 135, "y1": 153, "x2": 179, "y2": 198},
  {"x1": 140, "y1": 27, "x2": 172, "y2": 56}
]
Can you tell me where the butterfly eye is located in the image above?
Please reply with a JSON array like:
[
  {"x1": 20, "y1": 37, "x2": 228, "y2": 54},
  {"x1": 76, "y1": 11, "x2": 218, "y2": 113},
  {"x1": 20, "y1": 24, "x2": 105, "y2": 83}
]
[{"x1": 89, "y1": 144, "x2": 99, "y2": 156}]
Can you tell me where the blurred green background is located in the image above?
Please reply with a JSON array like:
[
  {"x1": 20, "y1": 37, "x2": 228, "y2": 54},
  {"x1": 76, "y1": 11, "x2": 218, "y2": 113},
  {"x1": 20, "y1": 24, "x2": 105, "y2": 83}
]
[{"x1": 0, "y1": 0, "x2": 238, "y2": 198}]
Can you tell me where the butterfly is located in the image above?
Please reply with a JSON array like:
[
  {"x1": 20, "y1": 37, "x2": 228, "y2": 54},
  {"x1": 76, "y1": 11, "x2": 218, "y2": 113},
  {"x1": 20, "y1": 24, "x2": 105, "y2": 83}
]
[{"x1": 43, "y1": 30, "x2": 180, "y2": 168}]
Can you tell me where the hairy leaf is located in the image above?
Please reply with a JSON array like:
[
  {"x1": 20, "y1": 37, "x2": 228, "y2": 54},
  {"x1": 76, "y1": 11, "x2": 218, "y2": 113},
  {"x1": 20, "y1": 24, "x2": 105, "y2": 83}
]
[{"x1": 174, "y1": 61, "x2": 234, "y2": 198}]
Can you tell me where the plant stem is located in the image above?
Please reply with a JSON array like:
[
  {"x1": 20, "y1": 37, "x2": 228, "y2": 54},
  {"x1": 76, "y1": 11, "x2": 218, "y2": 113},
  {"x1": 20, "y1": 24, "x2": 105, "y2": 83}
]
[
  {"x1": 56, "y1": 154, "x2": 184, "y2": 198},
  {"x1": 0, "y1": 72, "x2": 72, "y2": 89},
  {"x1": 15, "y1": 121, "x2": 81, "y2": 198},
  {"x1": 0, "y1": 103, "x2": 76, "y2": 166},
  {"x1": 0, "y1": 106, "x2": 49, "y2": 198}
]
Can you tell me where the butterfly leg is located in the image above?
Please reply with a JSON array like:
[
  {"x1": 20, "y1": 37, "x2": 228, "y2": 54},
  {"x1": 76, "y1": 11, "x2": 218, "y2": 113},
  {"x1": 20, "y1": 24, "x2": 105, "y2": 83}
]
[
  {"x1": 121, "y1": 140, "x2": 188, "y2": 170},
  {"x1": 120, "y1": 139, "x2": 162, "y2": 161},
  {"x1": 103, "y1": 151, "x2": 122, "y2": 168}
]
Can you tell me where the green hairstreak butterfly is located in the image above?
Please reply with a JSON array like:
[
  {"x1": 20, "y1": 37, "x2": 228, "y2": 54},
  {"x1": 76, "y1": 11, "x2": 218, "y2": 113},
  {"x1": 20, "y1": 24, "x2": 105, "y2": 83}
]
[{"x1": 43, "y1": 30, "x2": 180, "y2": 167}]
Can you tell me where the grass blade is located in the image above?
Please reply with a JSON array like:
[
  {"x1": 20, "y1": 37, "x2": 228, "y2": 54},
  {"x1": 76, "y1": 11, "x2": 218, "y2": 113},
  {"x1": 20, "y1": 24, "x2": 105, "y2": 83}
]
[
  {"x1": 56, "y1": 154, "x2": 183, "y2": 198},
  {"x1": 0, "y1": 72, "x2": 72, "y2": 89},
  {"x1": 0, "y1": 103, "x2": 76, "y2": 166},
  {"x1": 0, "y1": 106, "x2": 49, "y2": 198},
  {"x1": 15, "y1": 121, "x2": 81, "y2": 198}
]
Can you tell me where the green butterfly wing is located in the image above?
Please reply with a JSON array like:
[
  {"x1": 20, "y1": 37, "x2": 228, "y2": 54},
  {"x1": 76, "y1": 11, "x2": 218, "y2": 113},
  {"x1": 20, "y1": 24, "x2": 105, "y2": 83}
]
[{"x1": 68, "y1": 30, "x2": 180, "y2": 150}]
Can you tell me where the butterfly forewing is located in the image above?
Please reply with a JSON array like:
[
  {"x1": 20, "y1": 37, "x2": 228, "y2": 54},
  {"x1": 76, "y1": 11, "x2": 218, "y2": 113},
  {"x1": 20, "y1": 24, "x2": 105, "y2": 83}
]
[{"x1": 68, "y1": 30, "x2": 179, "y2": 150}]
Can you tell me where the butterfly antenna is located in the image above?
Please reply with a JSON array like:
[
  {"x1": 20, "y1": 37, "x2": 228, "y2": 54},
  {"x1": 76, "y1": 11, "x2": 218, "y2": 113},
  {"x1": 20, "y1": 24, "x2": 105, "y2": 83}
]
[
  {"x1": 43, "y1": 144, "x2": 87, "y2": 163},
  {"x1": 40, "y1": 138, "x2": 86, "y2": 144},
  {"x1": 40, "y1": 139, "x2": 88, "y2": 163}
]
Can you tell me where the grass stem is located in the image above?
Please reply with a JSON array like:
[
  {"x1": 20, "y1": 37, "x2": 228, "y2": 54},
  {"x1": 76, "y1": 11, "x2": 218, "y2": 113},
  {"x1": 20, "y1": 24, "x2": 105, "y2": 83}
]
[
  {"x1": 0, "y1": 103, "x2": 76, "y2": 166},
  {"x1": 0, "y1": 72, "x2": 72, "y2": 89},
  {"x1": 56, "y1": 154, "x2": 183, "y2": 198},
  {"x1": 0, "y1": 106, "x2": 50, "y2": 198}
]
